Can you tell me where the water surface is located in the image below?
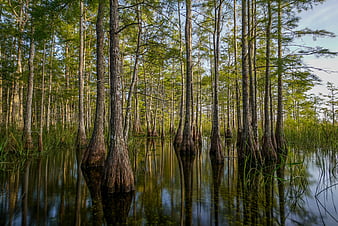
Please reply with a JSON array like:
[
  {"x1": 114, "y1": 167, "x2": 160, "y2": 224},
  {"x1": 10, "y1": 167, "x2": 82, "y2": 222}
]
[{"x1": 1, "y1": 139, "x2": 337, "y2": 225}]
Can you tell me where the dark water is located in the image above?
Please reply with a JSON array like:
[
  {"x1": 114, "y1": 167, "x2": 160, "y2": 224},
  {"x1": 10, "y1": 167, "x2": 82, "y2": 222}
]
[{"x1": 1, "y1": 138, "x2": 337, "y2": 225}]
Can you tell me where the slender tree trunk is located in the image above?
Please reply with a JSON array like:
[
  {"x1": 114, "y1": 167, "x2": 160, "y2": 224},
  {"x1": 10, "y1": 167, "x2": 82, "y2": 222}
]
[
  {"x1": 12, "y1": 1, "x2": 28, "y2": 128},
  {"x1": 252, "y1": 0, "x2": 258, "y2": 144},
  {"x1": 46, "y1": 37, "x2": 54, "y2": 132},
  {"x1": 178, "y1": 0, "x2": 195, "y2": 153},
  {"x1": 248, "y1": 0, "x2": 258, "y2": 144},
  {"x1": 77, "y1": 0, "x2": 87, "y2": 150},
  {"x1": 82, "y1": 0, "x2": 106, "y2": 168},
  {"x1": 102, "y1": 0, "x2": 134, "y2": 194},
  {"x1": 133, "y1": 78, "x2": 142, "y2": 134},
  {"x1": 38, "y1": 44, "x2": 46, "y2": 151},
  {"x1": 262, "y1": 0, "x2": 277, "y2": 161},
  {"x1": 124, "y1": 5, "x2": 142, "y2": 140},
  {"x1": 23, "y1": 26, "x2": 35, "y2": 150},
  {"x1": 0, "y1": 46, "x2": 2, "y2": 126},
  {"x1": 276, "y1": 0, "x2": 287, "y2": 154},
  {"x1": 233, "y1": 0, "x2": 241, "y2": 133},
  {"x1": 174, "y1": 0, "x2": 185, "y2": 146},
  {"x1": 210, "y1": 0, "x2": 223, "y2": 162}
]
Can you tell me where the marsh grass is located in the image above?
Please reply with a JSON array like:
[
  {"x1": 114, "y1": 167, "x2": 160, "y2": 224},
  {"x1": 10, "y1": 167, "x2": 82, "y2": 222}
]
[
  {"x1": 0, "y1": 124, "x2": 77, "y2": 170},
  {"x1": 285, "y1": 120, "x2": 338, "y2": 150}
]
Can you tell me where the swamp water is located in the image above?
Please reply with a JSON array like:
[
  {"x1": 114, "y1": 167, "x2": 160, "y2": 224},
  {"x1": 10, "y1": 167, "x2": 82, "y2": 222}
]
[{"x1": 1, "y1": 138, "x2": 337, "y2": 225}]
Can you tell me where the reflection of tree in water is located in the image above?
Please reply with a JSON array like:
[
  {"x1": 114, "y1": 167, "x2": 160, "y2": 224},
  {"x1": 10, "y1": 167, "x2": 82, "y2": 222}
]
[
  {"x1": 75, "y1": 149, "x2": 84, "y2": 226},
  {"x1": 82, "y1": 167, "x2": 104, "y2": 226},
  {"x1": 210, "y1": 155, "x2": 224, "y2": 226},
  {"x1": 22, "y1": 160, "x2": 31, "y2": 226},
  {"x1": 102, "y1": 191, "x2": 134, "y2": 225},
  {"x1": 235, "y1": 160, "x2": 283, "y2": 226},
  {"x1": 277, "y1": 157, "x2": 286, "y2": 226},
  {"x1": 176, "y1": 150, "x2": 195, "y2": 226}
]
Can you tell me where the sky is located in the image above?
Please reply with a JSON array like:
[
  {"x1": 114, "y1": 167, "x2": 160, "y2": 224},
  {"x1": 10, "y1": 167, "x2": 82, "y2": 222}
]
[{"x1": 296, "y1": 0, "x2": 338, "y2": 96}]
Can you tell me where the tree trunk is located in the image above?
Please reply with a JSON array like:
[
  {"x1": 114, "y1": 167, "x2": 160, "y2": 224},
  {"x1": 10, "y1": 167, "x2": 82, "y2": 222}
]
[
  {"x1": 210, "y1": 0, "x2": 223, "y2": 162},
  {"x1": 46, "y1": 37, "x2": 54, "y2": 132},
  {"x1": 77, "y1": 0, "x2": 87, "y2": 150},
  {"x1": 174, "y1": 0, "x2": 185, "y2": 147},
  {"x1": 38, "y1": 43, "x2": 46, "y2": 151},
  {"x1": 233, "y1": 0, "x2": 241, "y2": 133},
  {"x1": 82, "y1": 0, "x2": 106, "y2": 168},
  {"x1": 178, "y1": 0, "x2": 195, "y2": 154},
  {"x1": 276, "y1": 0, "x2": 287, "y2": 154},
  {"x1": 262, "y1": 0, "x2": 277, "y2": 161},
  {"x1": 248, "y1": 0, "x2": 258, "y2": 144},
  {"x1": 102, "y1": 0, "x2": 134, "y2": 194},
  {"x1": 238, "y1": 0, "x2": 259, "y2": 161},
  {"x1": 124, "y1": 5, "x2": 142, "y2": 140},
  {"x1": 23, "y1": 26, "x2": 35, "y2": 150}
]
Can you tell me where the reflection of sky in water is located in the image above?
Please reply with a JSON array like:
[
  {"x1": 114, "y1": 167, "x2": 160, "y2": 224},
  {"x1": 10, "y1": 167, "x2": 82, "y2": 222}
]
[{"x1": 287, "y1": 151, "x2": 338, "y2": 225}]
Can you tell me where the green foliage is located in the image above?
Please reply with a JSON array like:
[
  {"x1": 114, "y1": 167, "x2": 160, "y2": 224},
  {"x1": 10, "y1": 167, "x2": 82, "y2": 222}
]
[{"x1": 285, "y1": 119, "x2": 338, "y2": 150}]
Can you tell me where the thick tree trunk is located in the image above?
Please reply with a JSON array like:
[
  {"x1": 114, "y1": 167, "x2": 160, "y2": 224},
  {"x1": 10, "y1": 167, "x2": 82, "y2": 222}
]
[
  {"x1": 262, "y1": 0, "x2": 277, "y2": 162},
  {"x1": 82, "y1": 0, "x2": 106, "y2": 168},
  {"x1": 102, "y1": 0, "x2": 134, "y2": 194},
  {"x1": 23, "y1": 26, "x2": 35, "y2": 150},
  {"x1": 276, "y1": 0, "x2": 287, "y2": 154},
  {"x1": 210, "y1": 0, "x2": 223, "y2": 162},
  {"x1": 77, "y1": 0, "x2": 87, "y2": 150},
  {"x1": 238, "y1": 0, "x2": 259, "y2": 161},
  {"x1": 178, "y1": 0, "x2": 195, "y2": 154}
]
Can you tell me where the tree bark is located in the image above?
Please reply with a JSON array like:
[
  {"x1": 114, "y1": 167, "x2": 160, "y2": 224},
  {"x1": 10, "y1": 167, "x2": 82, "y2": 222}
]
[
  {"x1": 23, "y1": 25, "x2": 35, "y2": 150},
  {"x1": 248, "y1": 0, "x2": 258, "y2": 144},
  {"x1": 262, "y1": 0, "x2": 277, "y2": 161},
  {"x1": 38, "y1": 43, "x2": 46, "y2": 152},
  {"x1": 178, "y1": 0, "x2": 195, "y2": 154},
  {"x1": 174, "y1": 0, "x2": 185, "y2": 147},
  {"x1": 238, "y1": 0, "x2": 259, "y2": 161},
  {"x1": 210, "y1": 0, "x2": 224, "y2": 162},
  {"x1": 77, "y1": 0, "x2": 87, "y2": 150},
  {"x1": 233, "y1": 0, "x2": 241, "y2": 132},
  {"x1": 276, "y1": 0, "x2": 287, "y2": 154},
  {"x1": 82, "y1": 0, "x2": 106, "y2": 168},
  {"x1": 124, "y1": 5, "x2": 142, "y2": 140},
  {"x1": 102, "y1": 0, "x2": 134, "y2": 194}
]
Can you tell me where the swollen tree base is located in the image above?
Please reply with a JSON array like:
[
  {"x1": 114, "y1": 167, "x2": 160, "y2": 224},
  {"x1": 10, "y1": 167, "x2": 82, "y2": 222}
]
[
  {"x1": 76, "y1": 129, "x2": 87, "y2": 151},
  {"x1": 262, "y1": 134, "x2": 277, "y2": 163},
  {"x1": 237, "y1": 130, "x2": 261, "y2": 164},
  {"x1": 82, "y1": 136, "x2": 106, "y2": 168},
  {"x1": 173, "y1": 121, "x2": 183, "y2": 148},
  {"x1": 102, "y1": 142, "x2": 134, "y2": 194},
  {"x1": 175, "y1": 134, "x2": 196, "y2": 155},
  {"x1": 210, "y1": 134, "x2": 224, "y2": 164}
]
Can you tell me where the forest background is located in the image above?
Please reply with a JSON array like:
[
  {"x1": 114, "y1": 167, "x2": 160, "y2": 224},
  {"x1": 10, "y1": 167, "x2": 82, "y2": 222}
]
[{"x1": 0, "y1": 0, "x2": 337, "y2": 162}]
